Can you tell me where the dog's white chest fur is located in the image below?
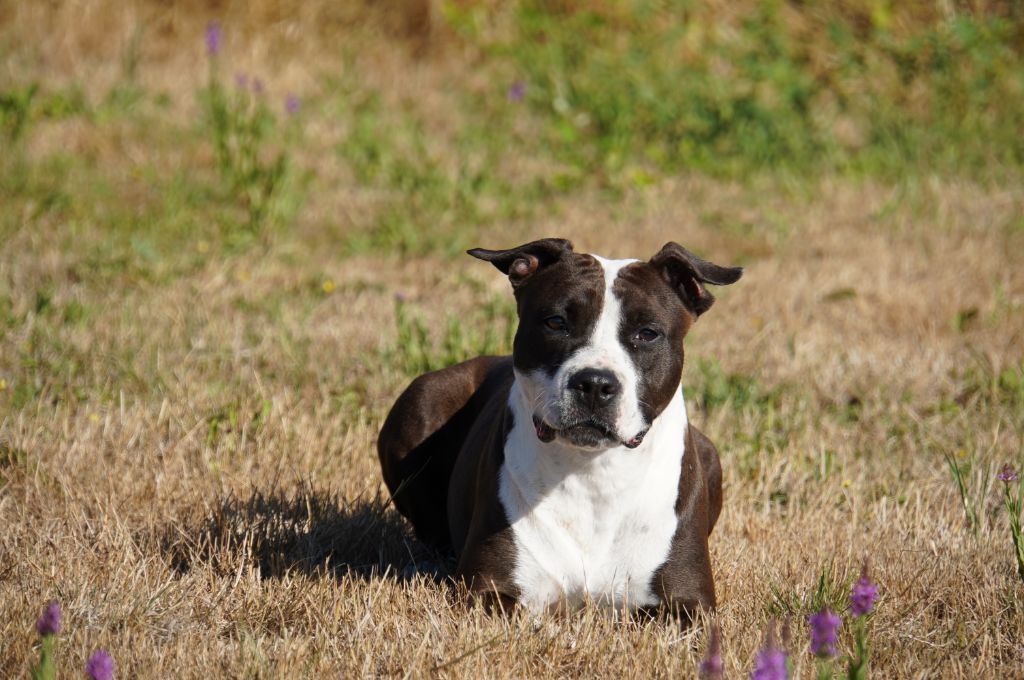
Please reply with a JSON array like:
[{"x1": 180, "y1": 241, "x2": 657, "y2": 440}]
[{"x1": 498, "y1": 382, "x2": 687, "y2": 612}]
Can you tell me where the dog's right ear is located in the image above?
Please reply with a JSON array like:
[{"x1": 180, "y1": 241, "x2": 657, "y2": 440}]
[
  {"x1": 467, "y1": 238, "x2": 574, "y2": 287},
  {"x1": 649, "y1": 242, "x2": 743, "y2": 317}
]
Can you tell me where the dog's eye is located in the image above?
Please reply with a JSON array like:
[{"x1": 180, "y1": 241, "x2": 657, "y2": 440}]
[
  {"x1": 543, "y1": 316, "x2": 568, "y2": 331},
  {"x1": 635, "y1": 328, "x2": 659, "y2": 343}
]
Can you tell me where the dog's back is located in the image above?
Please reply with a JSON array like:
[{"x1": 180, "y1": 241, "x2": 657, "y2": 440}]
[{"x1": 377, "y1": 355, "x2": 512, "y2": 548}]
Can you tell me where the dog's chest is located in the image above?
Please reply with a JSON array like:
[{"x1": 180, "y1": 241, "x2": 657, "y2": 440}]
[{"x1": 498, "y1": 392, "x2": 687, "y2": 612}]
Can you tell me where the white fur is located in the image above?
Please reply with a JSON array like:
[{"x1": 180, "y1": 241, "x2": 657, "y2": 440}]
[
  {"x1": 500, "y1": 382, "x2": 688, "y2": 611},
  {"x1": 498, "y1": 256, "x2": 689, "y2": 612}
]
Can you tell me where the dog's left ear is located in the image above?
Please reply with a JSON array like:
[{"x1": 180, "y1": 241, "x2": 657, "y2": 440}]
[
  {"x1": 649, "y1": 242, "x2": 743, "y2": 316},
  {"x1": 467, "y1": 238, "x2": 573, "y2": 288}
]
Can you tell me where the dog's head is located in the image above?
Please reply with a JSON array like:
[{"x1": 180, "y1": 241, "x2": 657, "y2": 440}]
[{"x1": 469, "y1": 238, "x2": 742, "y2": 451}]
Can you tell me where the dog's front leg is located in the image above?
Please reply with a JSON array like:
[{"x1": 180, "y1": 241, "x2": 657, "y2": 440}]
[{"x1": 649, "y1": 524, "x2": 717, "y2": 622}]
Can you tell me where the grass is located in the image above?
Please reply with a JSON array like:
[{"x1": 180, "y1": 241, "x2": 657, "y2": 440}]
[
  {"x1": 2, "y1": 0, "x2": 1024, "y2": 676},
  {"x1": 457, "y1": 0, "x2": 1024, "y2": 181}
]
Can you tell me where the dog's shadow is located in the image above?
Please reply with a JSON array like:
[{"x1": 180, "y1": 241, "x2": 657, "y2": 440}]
[
  {"x1": 160, "y1": 487, "x2": 708, "y2": 629},
  {"x1": 163, "y1": 485, "x2": 453, "y2": 584}
]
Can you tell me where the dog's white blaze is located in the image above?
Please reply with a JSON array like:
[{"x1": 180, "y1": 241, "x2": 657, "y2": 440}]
[
  {"x1": 553, "y1": 255, "x2": 646, "y2": 439},
  {"x1": 516, "y1": 255, "x2": 647, "y2": 441},
  {"x1": 500, "y1": 380, "x2": 688, "y2": 612}
]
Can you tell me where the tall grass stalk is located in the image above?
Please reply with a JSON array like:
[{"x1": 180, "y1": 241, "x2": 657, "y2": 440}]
[
  {"x1": 944, "y1": 451, "x2": 978, "y2": 536},
  {"x1": 998, "y1": 464, "x2": 1024, "y2": 584}
]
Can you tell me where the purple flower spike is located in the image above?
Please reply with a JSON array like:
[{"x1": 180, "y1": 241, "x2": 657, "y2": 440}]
[
  {"x1": 698, "y1": 623, "x2": 724, "y2": 679},
  {"x1": 252, "y1": 78, "x2": 265, "y2": 95},
  {"x1": 507, "y1": 79, "x2": 526, "y2": 102},
  {"x1": 998, "y1": 463, "x2": 1019, "y2": 483},
  {"x1": 285, "y1": 94, "x2": 300, "y2": 116},
  {"x1": 750, "y1": 621, "x2": 787, "y2": 680},
  {"x1": 751, "y1": 648, "x2": 787, "y2": 680},
  {"x1": 205, "y1": 21, "x2": 222, "y2": 57},
  {"x1": 234, "y1": 72, "x2": 249, "y2": 89},
  {"x1": 808, "y1": 609, "x2": 841, "y2": 657},
  {"x1": 36, "y1": 600, "x2": 62, "y2": 636},
  {"x1": 86, "y1": 649, "x2": 115, "y2": 680},
  {"x1": 850, "y1": 561, "x2": 878, "y2": 617}
]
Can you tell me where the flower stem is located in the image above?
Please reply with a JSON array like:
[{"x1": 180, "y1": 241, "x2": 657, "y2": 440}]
[
  {"x1": 1003, "y1": 482, "x2": 1024, "y2": 584},
  {"x1": 30, "y1": 634, "x2": 56, "y2": 680},
  {"x1": 847, "y1": 616, "x2": 869, "y2": 680}
]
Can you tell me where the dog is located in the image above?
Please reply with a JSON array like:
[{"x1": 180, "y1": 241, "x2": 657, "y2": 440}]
[{"x1": 377, "y1": 238, "x2": 742, "y2": 616}]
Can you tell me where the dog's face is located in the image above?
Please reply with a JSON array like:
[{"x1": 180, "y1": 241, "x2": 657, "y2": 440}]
[{"x1": 470, "y1": 239, "x2": 742, "y2": 450}]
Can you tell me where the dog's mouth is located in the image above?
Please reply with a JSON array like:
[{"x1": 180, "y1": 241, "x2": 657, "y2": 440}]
[
  {"x1": 532, "y1": 415, "x2": 558, "y2": 443},
  {"x1": 532, "y1": 415, "x2": 648, "y2": 449}
]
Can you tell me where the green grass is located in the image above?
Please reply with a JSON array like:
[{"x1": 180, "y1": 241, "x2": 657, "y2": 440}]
[
  {"x1": 382, "y1": 294, "x2": 517, "y2": 376},
  {"x1": 451, "y1": 1, "x2": 1024, "y2": 182},
  {"x1": 3, "y1": 3, "x2": 1024, "y2": 260},
  {"x1": 335, "y1": 86, "x2": 565, "y2": 256},
  {"x1": 766, "y1": 561, "x2": 851, "y2": 619}
]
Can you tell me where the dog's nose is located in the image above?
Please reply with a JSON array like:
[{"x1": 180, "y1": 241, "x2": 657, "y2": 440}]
[{"x1": 568, "y1": 368, "x2": 621, "y2": 409}]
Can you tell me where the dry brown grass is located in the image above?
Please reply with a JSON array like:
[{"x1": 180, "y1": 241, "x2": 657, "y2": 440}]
[{"x1": 3, "y1": 2, "x2": 1024, "y2": 678}]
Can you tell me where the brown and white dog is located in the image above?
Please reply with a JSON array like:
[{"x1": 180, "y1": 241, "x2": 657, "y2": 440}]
[{"x1": 377, "y1": 238, "x2": 742, "y2": 616}]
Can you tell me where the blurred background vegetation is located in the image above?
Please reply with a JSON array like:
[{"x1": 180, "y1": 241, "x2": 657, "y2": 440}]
[
  {"x1": 2, "y1": 7, "x2": 1023, "y2": 674},
  {"x1": 1, "y1": 0, "x2": 1022, "y2": 260},
  {"x1": 496, "y1": 0, "x2": 1024, "y2": 177}
]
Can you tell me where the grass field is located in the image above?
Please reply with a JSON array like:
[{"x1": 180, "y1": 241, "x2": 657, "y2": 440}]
[{"x1": 2, "y1": 1, "x2": 1024, "y2": 677}]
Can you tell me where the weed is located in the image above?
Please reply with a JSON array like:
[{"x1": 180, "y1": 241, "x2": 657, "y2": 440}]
[
  {"x1": 205, "y1": 398, "x2": 272, "y2": 448},
  {"x1": 202, "y1": 24, "x2": 298, "y2": 238},
  {"x1": 0, "y1": 83, "x2": 38, "y2": 142},
  {"x1": 30, "y1": 602, "x2": 60, "y2": 680},
  {"x1": 337, "y1": 94, "x2": 473, "y2": 254},
  {"x1": 846, "y1": 562, "x2": 879, "y2": 679},
  {"x1": 767, "y1": 562, "x2": 848, "y2": 620},
  {"x1": 26, "y1": 601, "x2": 113, "y2": 679},
  {"x1": 0, "y1": 443, "x2": 28, "y2": 484},
  {"x1": 0, "y1": 82, "x2": 89, "y2": 145},
  {"x1": 944, "y1": 450, "x2": 979, "y2": 536},
  {"x1": 336, "y1": 81, "x2": 559, "y2": 256},
  {"x1": 690, "y1": 358, "x2": 790, "y2": 479},
  {"x1": 385, "y1": 295, "x2": 516, "y2": 376},
  {"x1": 692, "y1": 358, "x2": 773, "y2": 413},
  {"x1": 997, "y1": 464, "x2": 1024, "y2": 584},
  {"x1": 748, "y1": 560, "x2": 878, "y2": 678},
  {"x1": 959, "y1": 355, "x2": 1024, "y2": 412}
]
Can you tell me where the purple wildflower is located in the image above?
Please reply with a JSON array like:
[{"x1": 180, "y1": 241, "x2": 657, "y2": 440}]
[
  {"x1": 507, "y1": 79, "x2": 526, "y2": 102},
  {"x1": 999, "y1": 463, "x2": 1019, "y2": 483},
  {"x1": 698, "y1": 623, "x2": 723, "y2": 679},
  {"x1": 85, "y1": 650, "x2": 115, "y2": 680},
  {"x1": 808, "y1": 609, "x2": 841, "y2": 657},
  {"x1": 850, "y1": 562, "x2": 878, "y2": 617},
  {"x1": 35, "y1": 600, "x2": 62, "y2": 636},
  {"x1": 251, "y1": 78, "x2": 264, "y2": 95},
  {"x1": 750, "y1": 621, "x2": 787, "y2": 680},
  {"x1": 751, "y1": 648, "x2": 787, "y2": 680},
  {"x1": 285, "y1": 94, "x2": 300, "y2": 116},
  {"x1": 234, "y1": 72, "x2": 249, "y2": 89},
  {"x1": 205, "y1": 22, "x2": 222, "y2": 57}
]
